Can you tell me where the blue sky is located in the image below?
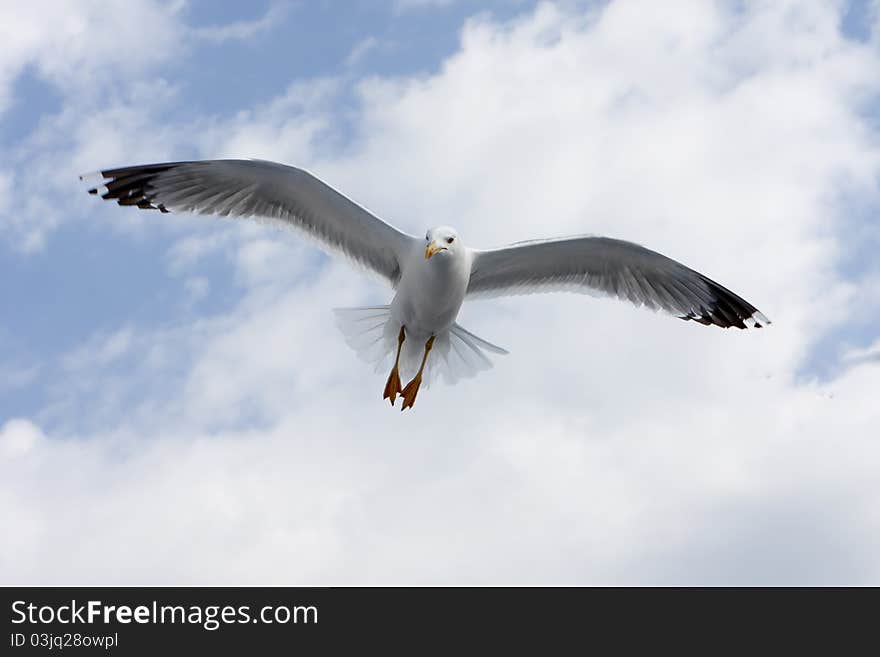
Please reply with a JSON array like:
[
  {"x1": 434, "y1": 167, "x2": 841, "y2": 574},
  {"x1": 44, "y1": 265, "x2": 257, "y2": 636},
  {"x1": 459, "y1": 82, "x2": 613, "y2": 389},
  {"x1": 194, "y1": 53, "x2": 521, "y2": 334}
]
[{"x1": 2, "y1": 0, "x2": 880, "y2": 584}]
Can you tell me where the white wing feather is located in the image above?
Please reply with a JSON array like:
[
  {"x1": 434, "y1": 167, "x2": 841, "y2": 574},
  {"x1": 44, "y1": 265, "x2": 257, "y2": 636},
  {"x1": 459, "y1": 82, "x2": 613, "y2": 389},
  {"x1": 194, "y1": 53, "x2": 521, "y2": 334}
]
[
  {"x1": 85, "y1": 159, "x2": 417, "y2": 286},
  {"x1": 467, "y1": 236, "x2": 769, "y2": 329}
]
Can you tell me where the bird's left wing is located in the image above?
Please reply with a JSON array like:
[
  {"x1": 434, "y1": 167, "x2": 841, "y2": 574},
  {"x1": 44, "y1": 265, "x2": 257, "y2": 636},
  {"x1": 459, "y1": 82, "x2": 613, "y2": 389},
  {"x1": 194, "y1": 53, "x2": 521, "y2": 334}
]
[
  {"x1": 467, "y1": 236, "x2": 769, "y2": 329},
  {"x1": 84, "y1": 159, "x2": 417, "y2": 286}
]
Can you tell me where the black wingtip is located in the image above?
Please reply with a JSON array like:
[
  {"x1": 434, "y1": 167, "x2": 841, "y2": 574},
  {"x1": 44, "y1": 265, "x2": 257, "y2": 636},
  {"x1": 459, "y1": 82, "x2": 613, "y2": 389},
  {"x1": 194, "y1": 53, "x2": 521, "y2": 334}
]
[
  {"x1": 678, "y1": 275, "x2": 769, "y2": 330},
  {"x1": 82, "y1": 162, "x2": 181, "y2": 212}
]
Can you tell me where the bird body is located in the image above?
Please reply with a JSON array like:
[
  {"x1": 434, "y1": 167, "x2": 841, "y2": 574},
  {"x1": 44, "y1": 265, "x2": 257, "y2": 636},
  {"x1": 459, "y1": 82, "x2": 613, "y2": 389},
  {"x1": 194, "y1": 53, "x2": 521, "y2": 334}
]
[
  {"x1": 392, "y1": 226, "x2": 471, "y2": 337},
  {"x1": 84, "y1": 158, "x2": 769, "y2": 410}
]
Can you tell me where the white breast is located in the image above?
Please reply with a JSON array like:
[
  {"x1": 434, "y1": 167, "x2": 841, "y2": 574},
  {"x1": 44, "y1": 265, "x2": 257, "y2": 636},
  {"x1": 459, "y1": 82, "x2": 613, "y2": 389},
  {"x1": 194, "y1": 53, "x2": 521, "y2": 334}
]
[{"x1": 390, "y1": 244, "x2": 472, "y2": 337}]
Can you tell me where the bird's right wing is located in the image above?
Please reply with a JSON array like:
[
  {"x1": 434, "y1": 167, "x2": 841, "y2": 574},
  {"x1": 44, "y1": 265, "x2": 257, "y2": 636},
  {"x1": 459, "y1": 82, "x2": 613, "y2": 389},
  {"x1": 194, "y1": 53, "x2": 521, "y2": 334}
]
[
  {"x1": 467, "y1": 236, "x2": 769, "y2": 329},
  {"x1": 84, "y1": 159, "x2": 417, "y2": 286}
]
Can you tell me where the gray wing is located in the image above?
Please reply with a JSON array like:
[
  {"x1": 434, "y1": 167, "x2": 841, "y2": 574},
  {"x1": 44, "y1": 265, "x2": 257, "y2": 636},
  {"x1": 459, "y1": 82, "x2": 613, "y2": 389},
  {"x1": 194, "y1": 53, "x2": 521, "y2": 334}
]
[
  {"x1": 83, "y1": 159, "x2": 417, "y2": 286},
  {"x1": 467, "y1": 236, "x2": 769, "y2": 329}
]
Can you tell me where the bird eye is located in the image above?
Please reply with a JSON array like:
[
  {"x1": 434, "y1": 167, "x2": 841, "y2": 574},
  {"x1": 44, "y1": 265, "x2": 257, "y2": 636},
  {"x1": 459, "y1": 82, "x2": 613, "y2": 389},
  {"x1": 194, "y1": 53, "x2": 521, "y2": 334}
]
[
  {"x1": 446, "y1": 237, "x2": 454, "y2": 244},
  {"x1": 426, "y1": 234, "x2": 430, "y2": 241}
]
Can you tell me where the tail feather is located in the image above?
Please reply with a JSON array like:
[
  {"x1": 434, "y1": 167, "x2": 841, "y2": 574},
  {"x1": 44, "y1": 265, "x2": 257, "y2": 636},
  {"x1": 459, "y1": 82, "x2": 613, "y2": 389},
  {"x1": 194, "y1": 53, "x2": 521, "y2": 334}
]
[
  {"x1": 333, "y1": 306, "x2": 397, "y2": 369},
  {"x1": 333, "y1": 306, "x2": 508, "y2": 388},
  {"x1": 450, "y1": 323, "x2": 509, "y2": 355}
]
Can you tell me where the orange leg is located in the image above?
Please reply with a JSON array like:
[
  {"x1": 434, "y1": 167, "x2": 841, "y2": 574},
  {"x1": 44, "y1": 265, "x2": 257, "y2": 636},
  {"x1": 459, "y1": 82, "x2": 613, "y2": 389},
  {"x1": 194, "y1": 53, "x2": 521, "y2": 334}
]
[
  {"x1": 400, "y1": 335, "x2": 435, "y2": 411},
  {"x1": 383, "y1": 326, "x2": 406, "y2": 405}
]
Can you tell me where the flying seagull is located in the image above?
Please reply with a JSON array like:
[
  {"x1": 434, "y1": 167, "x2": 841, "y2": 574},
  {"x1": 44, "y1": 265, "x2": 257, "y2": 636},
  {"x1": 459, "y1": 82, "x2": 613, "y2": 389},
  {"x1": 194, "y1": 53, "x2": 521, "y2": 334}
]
[{"x1": 83, "y1": 159, "x2": 769, "y2": 410}]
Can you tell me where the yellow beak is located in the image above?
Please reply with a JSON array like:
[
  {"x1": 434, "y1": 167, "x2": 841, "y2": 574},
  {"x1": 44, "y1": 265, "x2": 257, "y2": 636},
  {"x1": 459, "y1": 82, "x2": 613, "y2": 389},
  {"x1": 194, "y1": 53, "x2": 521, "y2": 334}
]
[{"x1": 425, "y1": 241, "x2": 447, "y2": 259}]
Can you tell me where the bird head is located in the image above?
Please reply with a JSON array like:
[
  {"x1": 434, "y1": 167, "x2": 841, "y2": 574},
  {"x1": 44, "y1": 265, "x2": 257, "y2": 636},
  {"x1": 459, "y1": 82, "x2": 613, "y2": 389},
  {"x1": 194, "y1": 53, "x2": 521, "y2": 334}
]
[{"x1": 425, "y1": 226, "x2": 461, "y2": 260}]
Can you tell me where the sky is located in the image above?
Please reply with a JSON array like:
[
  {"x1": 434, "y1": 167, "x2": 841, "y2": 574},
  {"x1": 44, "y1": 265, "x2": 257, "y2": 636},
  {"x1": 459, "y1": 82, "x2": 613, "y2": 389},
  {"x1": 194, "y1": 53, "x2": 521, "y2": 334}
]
[{"x1": 1, "y1": 0, "x2": 879, "y2": 585}]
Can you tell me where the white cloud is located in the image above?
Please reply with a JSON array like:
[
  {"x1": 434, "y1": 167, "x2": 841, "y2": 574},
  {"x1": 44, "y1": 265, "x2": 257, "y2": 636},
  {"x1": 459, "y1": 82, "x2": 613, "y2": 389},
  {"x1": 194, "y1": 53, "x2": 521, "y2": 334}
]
[
  {"x1": 842, "y1": 338, "x2": 880, "y2": 367},
  {"x1": 3, "y1": 0, "x2": 880, "y2": 584},
  {"x1": 344, "y1": 36, "x2": 380, "y2": 68},
  {"x1": 4, "y1": 93, "x2": 180, "y2": 252},
  {"x1": 0, "y1": 418, "x2": 44, "y2": 458},
  {"x1": 191, "y1": 3, "x2": 290, "y2": 44},
  {"x1": 0, "y1": 2, "x2": 294, "y2": 251},
  {"x1": 0, "y1": 0, "x2": 187, "y2": 251},
  {"x1": 61, "y1": 327, "x2": 134, "y2": 371},
  {"x1": 0, "y1": 0, "x2": 186, "y2": 112},
  {"x1": 0, "y1": 0, "x2": 290, "y2": 113}
]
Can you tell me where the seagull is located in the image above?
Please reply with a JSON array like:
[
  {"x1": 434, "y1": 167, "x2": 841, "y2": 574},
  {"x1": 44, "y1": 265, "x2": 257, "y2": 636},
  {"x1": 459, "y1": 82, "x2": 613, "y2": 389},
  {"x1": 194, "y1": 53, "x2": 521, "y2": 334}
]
[{"x1": 83, "y1": 159, "x2": 769, "y2": 410}]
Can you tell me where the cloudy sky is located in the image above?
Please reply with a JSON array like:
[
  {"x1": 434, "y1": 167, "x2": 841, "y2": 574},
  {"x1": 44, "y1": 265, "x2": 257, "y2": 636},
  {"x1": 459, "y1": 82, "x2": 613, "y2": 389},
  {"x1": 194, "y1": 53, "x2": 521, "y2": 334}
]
[{"x1": 2, "y1": 0, "x2": 879, "y2": 585}]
